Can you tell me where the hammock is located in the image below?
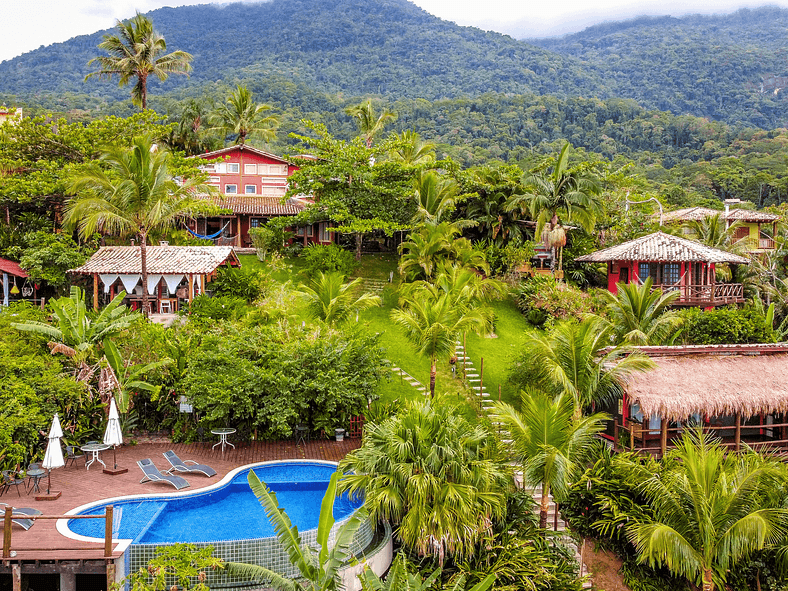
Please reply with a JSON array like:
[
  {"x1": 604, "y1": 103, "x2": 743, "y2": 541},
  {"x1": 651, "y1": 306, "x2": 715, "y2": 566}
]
[{"x1": 185, "y1": 221, "x2": 230, "y2": 240}]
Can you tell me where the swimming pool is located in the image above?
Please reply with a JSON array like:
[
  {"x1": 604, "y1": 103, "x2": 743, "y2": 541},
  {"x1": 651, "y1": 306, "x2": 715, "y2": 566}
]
[
  {"x1": 65, "y1": 461, "x2": 362, "y2": 544},
  {"x1": 60, "y1": 460, "x2": 376, "y2": 589}
]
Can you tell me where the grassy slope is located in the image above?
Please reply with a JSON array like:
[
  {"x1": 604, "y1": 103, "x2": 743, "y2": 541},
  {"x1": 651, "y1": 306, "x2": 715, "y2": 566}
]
[{"x1": 238, "y1": 252, "x2": 528, "y2": 410}]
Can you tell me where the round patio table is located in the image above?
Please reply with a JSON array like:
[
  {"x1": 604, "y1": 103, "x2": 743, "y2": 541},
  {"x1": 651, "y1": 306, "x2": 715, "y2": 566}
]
[
  {"x1": 211, "y1": 428, "x2": 236, "y2": 455},
  {"x1": 25, "y1": 468, "x2": 45, "y2": 494},
  {"x1": 81, "y1": 443, "x2": 110, "y2": 470}
]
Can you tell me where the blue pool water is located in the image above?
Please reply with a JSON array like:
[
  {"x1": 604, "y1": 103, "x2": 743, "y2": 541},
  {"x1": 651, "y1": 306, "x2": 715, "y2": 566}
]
[{"x1": 67, "y1": 462, "x2": 362, "y2": 544}]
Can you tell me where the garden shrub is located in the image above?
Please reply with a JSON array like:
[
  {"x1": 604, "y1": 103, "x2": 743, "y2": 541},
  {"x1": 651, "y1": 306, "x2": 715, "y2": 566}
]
[
  {"x1": 181, "y1": 294, "x2": 250, "y2": 322},
  {"x1": 183, "y1": 323, "x2": 385, "y2": 439},
  {"x1": 209, "y1": 266, "x2": 270, "y2": 301},
  {"x1": 301, "y1": 243, "x2": 358, "y2": 277},
  {"x1": 473, "y1": 239, "x2": 536, "y2": 276},
  {"x1": 513, "y1": 275, "x2": 606, "y2": 324},
  {"x1": 677, "y1": 305, "x2": 773, "y2": 345}
]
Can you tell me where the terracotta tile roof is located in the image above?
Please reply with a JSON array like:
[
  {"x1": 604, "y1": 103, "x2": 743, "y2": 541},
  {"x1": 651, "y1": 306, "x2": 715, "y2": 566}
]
[
  {"x1": 625, "y1": 347, "x2": 788, "y2": 420},
  {"x1": 194, "y1": 145, "x2": 291, "y2": 163},
  {"x1": 196, "y1": 195, "x2": 304, "y2": 216},
  {"x1": 0, "y1": 257, "x2": 27, "y2": 277},
  {"x1": 575, "y1": 231, "x2": 749, "y2": 264},
  {"x1": 69, "y1": 246, "x2": 239, "y2": 275},
  {"x1": 661, "y1": 207, "x2": 780, "y2": 223}
]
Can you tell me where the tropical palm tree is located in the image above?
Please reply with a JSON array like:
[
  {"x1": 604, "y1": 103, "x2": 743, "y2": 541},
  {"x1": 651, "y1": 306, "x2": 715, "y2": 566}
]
[
  {"x1": 210, "y1": 85, "x2": 279, "y2": 145},
  {"x1": 388, "y1": 130, "x2": 436, "y2": 164},
  {"x1": 602, "y1": 277, "x2": 683, "y2": 345},
  {"x1": 345, "y1": 99, "x2": 396, "y2": 148},
  {"x1": 624, "y1": 429, "x2": 788, "y2": 591},
  {"x1": 411, "y1": 170, "x2": 461, "y2": 225},
  {"x1": 511, "y1": 317, "x2": 654, "y2": 419},
  {"x1": 339, "y1": 402, "x2": 510, "y2": 563},
  {"x1": 681, "y1": 213, "x2": 746, "y2": 281},
  {"x1": 297, "y1": 271, "x2": 381, "y2": 326},
  {"x1": 398, "y1": 222, "x2": 487, "y2": 282},
  {"x1": 11, "y1": 286, "x2": 137, "y2": 364},
  {"x1": 391, "y1": 287, "x2": 491, "y2": 397},
  {"x1": 506, "y1": 142, "x2": 601, "y2": 273},
  {"x1": 463, "y1": 166, "x2": 528, "y2": 247},
  {"x1": 492, "y1": 390, "x2": 606, "y2": 528},
  {"x1": 64, "y1": 135, "x2": 207, "y2": 316},
  {"x1": 85, "y1": 12, "x2": 192, "y2": 110},
  {"x1": 226, "y1": 470, "x2": 367, "y2": 591}
]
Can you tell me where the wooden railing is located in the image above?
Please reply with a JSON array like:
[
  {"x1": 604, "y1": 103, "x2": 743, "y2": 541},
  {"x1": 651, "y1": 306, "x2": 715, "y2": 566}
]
[
  {"x1": 651, "y1": 283, "x2": 743, "y2": 305},
  {"x1": 758, "y1": 238, "x2": 776, "y2": 250}
]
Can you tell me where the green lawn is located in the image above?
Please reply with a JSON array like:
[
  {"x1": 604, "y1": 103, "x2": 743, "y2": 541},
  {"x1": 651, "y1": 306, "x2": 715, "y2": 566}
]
[{"x1": 238, "y1": 251, "x2": 528, "y2": 411}]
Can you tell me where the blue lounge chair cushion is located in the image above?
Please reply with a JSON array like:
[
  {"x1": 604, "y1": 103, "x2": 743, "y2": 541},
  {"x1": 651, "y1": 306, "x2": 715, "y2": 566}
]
[
  {"x1": 163, "y1": 451, "x2": 217, "y2": 477},
  {"x1": 137, "y1": 459, "x2": 189, "y2": 490}
]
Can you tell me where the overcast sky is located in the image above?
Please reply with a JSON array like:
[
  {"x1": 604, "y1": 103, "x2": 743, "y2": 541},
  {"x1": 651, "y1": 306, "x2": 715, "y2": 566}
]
[{"x1": 2, "y1": 0, "x2": 787, "y2": 63}]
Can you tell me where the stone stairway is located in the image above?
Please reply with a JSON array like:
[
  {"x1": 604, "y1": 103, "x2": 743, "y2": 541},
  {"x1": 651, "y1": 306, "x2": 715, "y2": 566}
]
[
  {"x1": 357, "y1": 278, "x2": 388, "y2": 294},
  {"x1": 389, "y1": 364, "x2": 427, "y2": 395}
]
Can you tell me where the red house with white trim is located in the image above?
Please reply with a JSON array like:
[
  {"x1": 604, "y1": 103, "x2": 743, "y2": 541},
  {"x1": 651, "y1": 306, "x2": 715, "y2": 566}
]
[
  {"x1": 575, "y1": 231, "x2": 749, "y2": 307},
  {"x1": 189, "y1": 145, "x2": 333, "y2": 248}
]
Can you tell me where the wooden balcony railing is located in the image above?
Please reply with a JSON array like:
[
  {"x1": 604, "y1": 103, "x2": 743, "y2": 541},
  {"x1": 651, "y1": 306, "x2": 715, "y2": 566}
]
[
  {"x1": 758, "y1": 238, "x2": 776, "y2": 250},
  {"x1": 652, "y1": 283, "x2": 744, "y2": 305}
]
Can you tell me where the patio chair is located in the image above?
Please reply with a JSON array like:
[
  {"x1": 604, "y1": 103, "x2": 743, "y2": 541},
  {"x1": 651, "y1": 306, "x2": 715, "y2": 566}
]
[
  {"x1": 0, "y1": 471, "x2": 26, "y2": 497},
  {"x1": 65, "y1": 445, "x2": 86, "y2": 467},
  {"x1": 137, "y1": 459, "x2": 190, "y2": 490},
  {"x1": 163, "y1": 451, "x2": 217, "y2": 478},
  {"x1": 0, "y1": 503, "x2": 42, "y2": 530}
]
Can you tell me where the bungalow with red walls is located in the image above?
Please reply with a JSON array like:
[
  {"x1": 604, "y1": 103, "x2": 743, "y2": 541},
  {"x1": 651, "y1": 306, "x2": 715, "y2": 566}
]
[
  {"x1": 189, "y1": 145, "x2": 334, "y2": 248},
  {"x1": 575, "y1": 231, "x2": 749, "y2": 307},
  {"x1": 0, "y1": 257, "x2": 33, "y2": 307}
]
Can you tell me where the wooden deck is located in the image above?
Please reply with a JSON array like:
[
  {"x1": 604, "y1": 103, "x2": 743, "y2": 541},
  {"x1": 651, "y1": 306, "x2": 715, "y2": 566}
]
[{"x1": 0, "y1": 438, "x2": 361, "y2": 561}]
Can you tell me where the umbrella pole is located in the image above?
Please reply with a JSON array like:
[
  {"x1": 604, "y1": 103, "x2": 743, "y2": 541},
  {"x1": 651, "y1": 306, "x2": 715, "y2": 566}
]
[
  {"x1": 46, "y1": 470, "x2": 51, "y2": 495},
  {"x1": 114, "y1": 446, "x2": 117, "y2": 470}
]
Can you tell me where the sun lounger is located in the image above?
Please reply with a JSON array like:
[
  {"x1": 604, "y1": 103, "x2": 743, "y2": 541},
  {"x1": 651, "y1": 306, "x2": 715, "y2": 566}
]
[
  {"x1": 163, "y1": 451, "x2": 217, "y2": 478},
  {"x1": 0, "y1": 503, "x2": 42, "y2": 530},
  {"x1": 137, "y1": 459, "x2": 190, "y2": 490}
]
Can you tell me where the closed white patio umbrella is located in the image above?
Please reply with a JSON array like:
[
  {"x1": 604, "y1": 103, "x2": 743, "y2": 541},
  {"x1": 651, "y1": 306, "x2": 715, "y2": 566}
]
[
  {"x1": 42, "y1": 413, "x2": 65, "y2": 495},
  {"x1": 103, "y1": 397, "x2": 123, "y2": 470}
]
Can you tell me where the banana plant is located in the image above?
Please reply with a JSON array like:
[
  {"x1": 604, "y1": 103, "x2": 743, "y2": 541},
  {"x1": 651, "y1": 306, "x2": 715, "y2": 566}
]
[{"x1": 102, "y1": 339, "x2": 172, "y2": 417}]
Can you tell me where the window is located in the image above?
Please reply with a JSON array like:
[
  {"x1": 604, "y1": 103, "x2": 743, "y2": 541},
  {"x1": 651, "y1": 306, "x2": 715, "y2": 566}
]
[
  {"x1": 296, "y1": 225, "x2": 314, "y2": 237},
  {"x1": 208, "y1": 176, "x2": 220, "y2": 185},
  {"x1": 244, "y1": 163, "x2": 257, "y2": 174},
  {"x1": 691, "y1": 262, "x2": 705, "y2": 286},
  {"x1": 250, "y1": 218, "x2": 264, "y2": 228},
  {"x1": 244, "y1": 185, "x2": 257, "y2": 194},
  {"x1": 733, "y1": 226, "x2": 750, "y2": 242},
  {"x1": 662, "y1": 263, "x2": 680, "y2": 287},
  {"x1": 224, "y1": 184, "x2": 237, "y2": 194},
  {"x1": 227, "y1": 163, "x2": 240, "y2": 173},
  {"x1": 319, "y1": 222, "x2": 332, "y2": 242},
  {"x1": 638, "y1": 263, "x2": 658, "y2": 284}
]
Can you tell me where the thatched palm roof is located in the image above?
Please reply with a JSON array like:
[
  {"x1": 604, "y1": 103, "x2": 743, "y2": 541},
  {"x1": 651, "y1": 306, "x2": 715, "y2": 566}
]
[
  {"x1": 624, "y1": 344, "x2": 788, "y2": 420},
  {"x1": 575, "y1": 232, "x2": 749, "y2": 264},
  {"x1": 70, "y1": 246, "x2": 239, "y2": 275}
]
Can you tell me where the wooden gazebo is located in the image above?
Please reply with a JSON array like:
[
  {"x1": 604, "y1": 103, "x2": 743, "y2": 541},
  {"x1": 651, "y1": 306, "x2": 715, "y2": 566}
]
[
  {"x1": 69, "y1": 245, "x2": 239, "y2": 313},
  {"x1": 0, "y1": 257, "x2": 32, "y2": 307}
]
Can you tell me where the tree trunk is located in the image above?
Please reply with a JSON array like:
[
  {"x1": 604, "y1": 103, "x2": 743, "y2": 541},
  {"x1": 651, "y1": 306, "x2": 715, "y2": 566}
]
[
  {"x1": 355, "y1": 232, "x2": 362, "y2": 261},
  {"x1": 140, "y1": 73, "x2": 148, "y2": 111},
  {"x1": 429, "y1": 359, "x2": 436, "y2": 399},
  {"x1": 140, "y1": 232, "x2": 150, "y2": 318},
  {"x1": 539, "y1": 483, "x2": 550, "y2": 529},
  {"x1": 702, "y1": 568, "x2": 714, "y2": 591}
]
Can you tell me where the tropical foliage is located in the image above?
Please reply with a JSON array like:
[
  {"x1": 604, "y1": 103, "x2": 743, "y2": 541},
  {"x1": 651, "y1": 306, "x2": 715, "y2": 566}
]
[
  {"x1": 297, "y1": 271, "x2": 381, "y2": 326},
  {"x1": 602, "y1": 277, "x2": 683, "y2": 345}
]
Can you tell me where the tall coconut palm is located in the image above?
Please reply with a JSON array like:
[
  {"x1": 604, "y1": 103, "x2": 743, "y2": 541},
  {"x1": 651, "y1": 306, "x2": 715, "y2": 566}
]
[
  {"x1": 625, "y1": 429, "x2": 788, "y2": 591},
  {"x1": 345, "y1": 99, "x2": 396, "y2": 148},
  {"x1": 64, "y1": 136, "x2": 207, "y2": 316},
  {"x1": 602, "y1": 277, "x2": 683, "y2": 345},
  {"x1": 226, "y1": 470, "x2": 367, "y2": 591},
  {"x1": 339, "y1": 402, "x2": 510, "y2": 563},
  {"x1": 512, "y1": 317, "x2": 654, "y2": 420},
  {"x1": 85, "y1": 12, "x2": 192, "y2": 110},
  {"x1": 506, "y1": 142, "x2": 601, "y2": 273},
  {"x1": 297, "y1": 271, "x2": 381, "y2": 326},
  {"x1": 211, "y1": 85, "x2": 279, "y2": 145},
  {"x1": 391, "y1": 287, "x2": 491, "y2": 397},
  {"x1": 492, "y1": 390, "x2": 607, "y2": 528}
]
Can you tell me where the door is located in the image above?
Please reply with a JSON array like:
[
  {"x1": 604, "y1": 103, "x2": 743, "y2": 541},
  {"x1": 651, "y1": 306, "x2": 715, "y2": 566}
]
[{"x1": 619, "y1": 267, "x2": 629, "y2": 284}]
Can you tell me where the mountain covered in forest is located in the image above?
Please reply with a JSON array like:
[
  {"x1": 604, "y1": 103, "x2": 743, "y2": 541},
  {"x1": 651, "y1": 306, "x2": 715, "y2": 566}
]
[{"x1": 2, "y1": 0, "x2": 788, "y2": 129}]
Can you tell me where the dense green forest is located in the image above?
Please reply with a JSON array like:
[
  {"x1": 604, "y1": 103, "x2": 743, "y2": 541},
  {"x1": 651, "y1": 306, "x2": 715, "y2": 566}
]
[{"x1": 3, "y1": 0, "x2": 788, "y2": 129}]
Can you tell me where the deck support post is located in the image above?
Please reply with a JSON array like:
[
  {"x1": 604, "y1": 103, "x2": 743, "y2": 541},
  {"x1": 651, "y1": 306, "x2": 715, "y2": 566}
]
[
  {"x1": 735, "y1": 413, "x2": 741, "y2": 451},
  {"x1": 613, "y1": 418, "x2": 620, "y2": 452},
  {"x1": 106, "y1": 561, "x2": 116, "y2": 590},
  {"x1": 3, "y1": 505, "x2": 11, "y2": 558},
  {"x1": 12, "y1": 564, "x2": 20, "y2": 591},
  {"x1": 660, "y1": 418, "x2": 668, "y2": 457},
  {"x1": 104, "y1": 505, "x2": 113, "y2": 558},
  {"x1": 629, "y1": 419, "x2": 634, "y2": 451}
]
